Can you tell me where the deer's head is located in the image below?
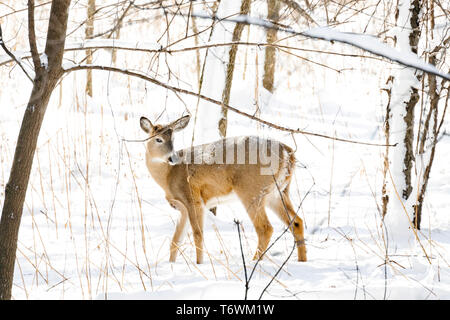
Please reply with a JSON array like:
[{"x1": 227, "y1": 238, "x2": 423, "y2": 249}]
[{"x1": 140, "y1": 115, "x2": 190, "y2": 165}]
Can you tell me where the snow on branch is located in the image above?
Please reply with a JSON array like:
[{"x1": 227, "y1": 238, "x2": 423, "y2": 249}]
[
  {"x1": 303, "y1": 27, "x2": 448, "y2": 80},
  {"x1": 192, "y1": 14, "x2": 450, "y2": 81}
]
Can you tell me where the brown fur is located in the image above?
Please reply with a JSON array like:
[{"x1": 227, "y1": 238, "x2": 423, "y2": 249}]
[{"x1": 140, "y1": 116, "x2": 307, "y2": 264}]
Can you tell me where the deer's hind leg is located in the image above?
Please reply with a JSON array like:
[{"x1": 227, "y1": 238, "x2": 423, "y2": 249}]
[
  {"x1": 236, "y1": 190, "x2": 273, "y2": 260},
  {"x1": 267, "y1": 188, "x2": 307, "y2": 262}
]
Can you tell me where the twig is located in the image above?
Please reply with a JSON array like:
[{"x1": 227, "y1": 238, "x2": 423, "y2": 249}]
[
  {"x1": 234, "y1": 220, "x2": 249, "y2": 300},
  {"x1": 280, "y1": 0, "x2": 317, "y2": 26},
  {"x1": 63, "y1": 64, "x2": 396, "y2": 147},
  {"x1": 246, "y1": 175, "x2": 312, "y2": 300},
  {"x1": 256, "y1": 175, "x2": 300, "y2": 300},
  {"x1": 0, "y1": 41, "x2": 386, "y2": 69},
  {"x1": 386, "y1": 167, "x2": 432, "y2": 264},
  {"x1": 27, "y1": 0, "x2": 41, "y2": 74},
  {"x1": 0, "y1": 0, "x2": 52, "y2": 20},
  {"x1": 0, "y1": 24, "x2": 34, "y2": 82},
  {"x1": 258, "y1": 241, "x2": 296, "y2": 300},
  {"x1": 188, "y1": 13, "x2": 450, "y2": 81}
]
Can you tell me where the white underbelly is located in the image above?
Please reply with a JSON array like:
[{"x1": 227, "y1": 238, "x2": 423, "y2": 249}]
[{"x1": 204, "y1": 192, "x2": 239, "y2": 209}]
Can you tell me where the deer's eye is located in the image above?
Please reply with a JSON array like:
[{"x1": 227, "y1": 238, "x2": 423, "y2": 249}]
[{"x1": 155, "y1": 138, "x2": 163, "y2": 143}]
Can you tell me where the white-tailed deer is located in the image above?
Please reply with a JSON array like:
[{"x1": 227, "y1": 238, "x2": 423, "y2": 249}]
[{"x1": 140, "y1": 115, "x2": 307, "y2": 264}]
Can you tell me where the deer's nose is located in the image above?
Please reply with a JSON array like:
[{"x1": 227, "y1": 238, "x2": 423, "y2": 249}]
[{"x1": 168, "y1": 153, "x2": 180, "y2": 165}]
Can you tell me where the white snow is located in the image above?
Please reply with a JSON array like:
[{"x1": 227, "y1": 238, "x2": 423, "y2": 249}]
[
  {"x1": 383, "y1": 0, "x2": 420, "y2": 249},
  {"x1": 191, "y1": 1, "x2": 243, "y2": 145},
  {"x1": 303, "y1": 27, "x2": 448, "y2": 79},
  {"x1": 40, "y1": 53, "x2": 48, "y2": 69},
  {"x1": 0, "y1": 0, "x2": 449, "y2": 301},
  {"x1": 199, "y1": 14, "x2": 449, "y2": 80}
]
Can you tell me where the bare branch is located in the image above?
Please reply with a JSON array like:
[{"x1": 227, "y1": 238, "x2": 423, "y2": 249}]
[
  {"x1": 234, "y1": 220, "x2": 249, "y2": 300},
  {"x1": 0, "y1": 24, "x2": 34, "y2": 82},
  {"x1": 279, "y1": 0, "x2": 318, "y2": 26},
  {"x1": 0, "y1": 0, "x2": 52, "y2": 20},
  {"x1": 63, "y1": 64, "x2": 396, "y2": 147},
  {"x1": 0, "y1": 39, "x2": 385, "y2": 69},
  {"x1": 27, "y1": 0, "x2": 41, "y2": 74},
  {"x1": 190, "y1": 14, "x2": 450, "y2": 81}
]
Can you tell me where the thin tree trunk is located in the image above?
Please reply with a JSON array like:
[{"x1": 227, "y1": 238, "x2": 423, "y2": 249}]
[
  {"x1": 111, "y1": 7, "x2": 123, "y2": 64},
  {"x1": 191, "y1": 16, "x2": 201, "y2": 86},
  {"x1": 413, "y1": 53, "x2": 446, "y2": 229},
  {"x1": 86, "y1": 0, "x2": 95, "y2": 97},
  {"x1": 389, "y1": 0, "x2": 422, "y2": 201},
  {"x1": 401, "y1": 0, "x2": 422, "y2": 200},
  {"x1": 402, "y1": 0, "x2": 422, "y2": 200},
  {"x1": 381, "y1": 76, "x2": 393, "y2": 218},
  {"x1": 218, "y1": 0, "x2": 251, "y2": 138},
  {"x1": 262, "y1": 0, "x2": 280, "y2": 93},
  {"x1": 402, "y1": 85, "x2": 419, "y2": 200},
  {"x1": 0, "y1": 0, "x2": 71, "y2": 300},
  {"x1": 382, "y1": 0, "x2": 422, "y2": 237},
  {"x1": 413, "y1": 94, "x2": 437, "y2": 229}
]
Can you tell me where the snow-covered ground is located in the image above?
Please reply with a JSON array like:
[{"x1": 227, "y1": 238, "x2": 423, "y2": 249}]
[{"x1": 0, "y1": 1, "x2": 449, "y2": 300}]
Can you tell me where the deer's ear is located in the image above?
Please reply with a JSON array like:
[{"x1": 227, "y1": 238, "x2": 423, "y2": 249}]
[
  {"x1": 170, "y1": 115, "x2": 191, "y2": 132},
  {"x1": 140, "y1": 117, "x2": 153, "y2": 133}
]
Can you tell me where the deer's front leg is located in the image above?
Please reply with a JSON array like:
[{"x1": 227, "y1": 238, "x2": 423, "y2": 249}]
[
  {"x1": 168, "y1": 199, "x2": 188, "y2": 263},
  {"x1": 185, "y1": 192, "x2": 205, "y2": 264}
]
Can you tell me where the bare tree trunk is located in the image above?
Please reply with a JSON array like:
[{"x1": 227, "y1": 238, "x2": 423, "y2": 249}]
[
  {"x1": 0, "y1": 0, "x2": 71, "y2": 300},
  {"x1": 191, "y1": 16, "x2": 201, "y2": 86},
  {"x1": 381, "y1": 76, "x2": 393, "y2": 218},
  {"x1": 382, "y1": 0, "x2": 422, "y2": 237},
  {"x1": 111, "y1": 5, "x2": 124, "y2": 64},
  {"x1": 86, "y1": 0, "x2": 95, "y2": 97},
  {"x1": 401, "y1": 0, "x2": 422, "y2": 200},
  {"x1": 218, "y1": 0, "x2": 252, "y2": 138},
  {"x1": 413, "y1": 84, "x2": 437, "y2": 229},
  {"x1": 262, "y1": 0, "x2": 280, "y2": 93},
  {"x1": 413, "y1": 53, "x2": 448, "y2": 229}
]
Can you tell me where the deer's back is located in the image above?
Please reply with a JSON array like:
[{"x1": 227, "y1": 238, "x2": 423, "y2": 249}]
[{"x1": 167, "y1": 136, "x2": 295, "y2": 205}]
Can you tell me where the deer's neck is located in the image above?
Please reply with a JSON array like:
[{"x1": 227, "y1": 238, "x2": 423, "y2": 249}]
[{"x1": 145, "y1": 152, "x2": 172, "y2": 191}]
